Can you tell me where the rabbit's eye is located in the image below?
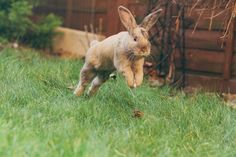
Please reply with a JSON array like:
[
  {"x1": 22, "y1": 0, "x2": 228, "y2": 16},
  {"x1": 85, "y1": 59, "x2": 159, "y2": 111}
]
[{"x1": 134, "y1": 37, "x2": 137, "y2": 41}]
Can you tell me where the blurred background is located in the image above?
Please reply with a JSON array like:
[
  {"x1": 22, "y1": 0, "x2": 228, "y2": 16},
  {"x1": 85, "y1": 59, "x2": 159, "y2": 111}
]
[{"x1": 33, "y1": 0, "x2": 147, "y2": 36}]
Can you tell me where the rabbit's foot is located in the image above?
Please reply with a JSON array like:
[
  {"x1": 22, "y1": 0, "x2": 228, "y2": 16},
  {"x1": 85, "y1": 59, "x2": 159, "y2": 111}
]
[{"x1": 74, "y1": 86, "x2": 85, "y2": 97}]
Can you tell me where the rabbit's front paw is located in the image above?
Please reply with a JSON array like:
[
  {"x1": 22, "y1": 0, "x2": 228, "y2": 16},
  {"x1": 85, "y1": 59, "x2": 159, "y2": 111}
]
[
  {"x1": 135, "y1": 76, "x2": 143, "y2": 87},
  {"x1": 127, "y1": 79, "x2": 137, "y2": 88}
]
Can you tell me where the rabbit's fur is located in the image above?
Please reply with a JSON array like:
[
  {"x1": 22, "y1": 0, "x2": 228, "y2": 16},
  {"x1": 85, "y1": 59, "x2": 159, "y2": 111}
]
[{"x1": 74, "y1": 6, "x2": 162, "y2": 96}]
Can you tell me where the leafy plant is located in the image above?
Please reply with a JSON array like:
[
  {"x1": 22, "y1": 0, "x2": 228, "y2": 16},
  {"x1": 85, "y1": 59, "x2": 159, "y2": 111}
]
[
  {"x1": 0, "y1": 0, "x2": 61, "y2": 49},
  {"x1": 0, "y1": 0, "x2": 32, "y2": 40},
  {"x1": 22, "y1": 14, "x2": 62, "y2": 49}
]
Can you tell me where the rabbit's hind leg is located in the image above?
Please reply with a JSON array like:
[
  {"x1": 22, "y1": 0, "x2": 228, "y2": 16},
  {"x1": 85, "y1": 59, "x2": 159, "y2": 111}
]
[
  {"x1": 87, "y1": 71, "x2": 111, "y2": 96},
  {"x1": 74, "y1": 65, "x2": 96, "y2": 97}
]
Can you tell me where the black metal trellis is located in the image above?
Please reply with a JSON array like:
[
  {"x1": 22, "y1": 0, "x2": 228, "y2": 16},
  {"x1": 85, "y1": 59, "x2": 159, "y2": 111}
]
[{"x1": 147, "y1": 0, "x2": 186, "y2": 88}]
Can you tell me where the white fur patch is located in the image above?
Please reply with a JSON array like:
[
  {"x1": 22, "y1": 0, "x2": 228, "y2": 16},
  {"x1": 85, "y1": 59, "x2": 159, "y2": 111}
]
[{"x1": 90, "y1": 40, "x2": 99, "y2": 47}]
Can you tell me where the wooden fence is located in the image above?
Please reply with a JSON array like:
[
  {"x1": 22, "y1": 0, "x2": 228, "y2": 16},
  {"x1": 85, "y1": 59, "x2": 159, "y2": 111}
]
[
  {"x1": 34, "y1": 0, "x2": 146, "y2": 35},
  {"x1": 175, "y1": 6, "x2": 236, "y2": 93},
  {"x1": 34, "y1": 0, "x2": 236, "y2": 93}
]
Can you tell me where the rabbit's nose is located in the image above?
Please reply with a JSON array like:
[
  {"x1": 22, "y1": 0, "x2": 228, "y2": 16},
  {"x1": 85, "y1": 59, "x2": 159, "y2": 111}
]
[{"x1": 141, "y1": 46, "x2": 147, "y2": 52}]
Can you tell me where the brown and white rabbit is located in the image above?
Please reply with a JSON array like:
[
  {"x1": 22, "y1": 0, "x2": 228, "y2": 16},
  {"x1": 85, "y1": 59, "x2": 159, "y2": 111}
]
[{"x1": 74, "y1": 6, "x2": 162, "y2": 96}]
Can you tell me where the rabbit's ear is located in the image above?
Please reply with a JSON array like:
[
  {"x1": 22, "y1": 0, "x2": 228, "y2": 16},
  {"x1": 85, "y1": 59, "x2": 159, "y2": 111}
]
[
  {"x1": 118, "y1": 6, "x2": 137, "y2": 32},
  {"x1": 140, "y1": 9, "x2": 162, "y2": 31}
]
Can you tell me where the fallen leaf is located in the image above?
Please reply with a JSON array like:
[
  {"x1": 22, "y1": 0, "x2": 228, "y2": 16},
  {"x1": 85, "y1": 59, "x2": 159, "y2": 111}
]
[
  {"x1": 67, "y1": 85, "x2": 76, "y2": 90},
  {"x1": 133, "y1": 109, "x2": 144, "y2": 118},
  {"x1": 149, "y1": 76, "x2": 165, "y2": 87},
  {"x1": 222, "y1": 93, "x2": 236, "y2": 109}
]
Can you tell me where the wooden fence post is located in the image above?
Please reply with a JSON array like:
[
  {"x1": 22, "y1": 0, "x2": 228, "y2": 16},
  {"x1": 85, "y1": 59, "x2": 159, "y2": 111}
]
[
  {"x1": 65, "y1": 0, "x2": 73, "y2": 27},
  {"x1": 106, "y1": 0, "x2": 129, "y2": 36},
  {"x1": 223, "y1": 19, "x2": 236, "y2": 80}
]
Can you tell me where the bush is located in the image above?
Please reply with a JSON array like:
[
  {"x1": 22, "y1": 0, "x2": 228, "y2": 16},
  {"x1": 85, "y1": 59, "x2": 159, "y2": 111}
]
[
  {"x1": 0, "y1": 0, "x2": 32, "y2": 40},
  {"x1": 0, "y1": 0, "x2": 61, "y2": 49},
  {"x1": 22, "y1": 14, "x2": 61, "y2": 49}
]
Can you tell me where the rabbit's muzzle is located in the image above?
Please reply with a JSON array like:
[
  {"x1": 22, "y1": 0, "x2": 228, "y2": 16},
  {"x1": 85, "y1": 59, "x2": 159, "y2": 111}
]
[
  {"x1": 140, "y1": 46, "x2": 150, "y2": 57},
  {"x1": 134, "y1": 43, "x2": 151, "y2": 57}
]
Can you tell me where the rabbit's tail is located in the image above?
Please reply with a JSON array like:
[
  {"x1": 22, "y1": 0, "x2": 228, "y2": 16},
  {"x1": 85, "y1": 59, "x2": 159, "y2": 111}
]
[{"x1": 90, "y1": 40, "x2": 99, "y2": 47}]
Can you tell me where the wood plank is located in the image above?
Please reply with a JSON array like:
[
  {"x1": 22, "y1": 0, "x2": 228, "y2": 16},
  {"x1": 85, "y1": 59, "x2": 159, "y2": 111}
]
[
  {"x1": 35, "y1": 4, "x2": 107, "y2": 13},
  {"x1": 231, "y1": 55, "x2": 236, "y2": 76},
  {"x1": 70, "y1": 12, "x2": 107, "y2": 32},
  {"x1": 186, "y1": 8, "x2": 228, "y2": 31},
  {"x1": 223, "y1": 19, "x2": 235, "y2": 79},
  {"x1": 175, "y1": 49, "x2": 224, "y2": 74},
  {"x1": 186, "y1": 30, "x2": 236, "y2": 53},
  {"x1": 106, "y1": 0, "x2": 119, "y2": 36},
  {"x1": 106, "y1": 0, "x2": 129, "y2": 36},
  {"x1": 75, "y1": 0, "x2": 108, "y2": 10},
  {"x1": 65, "y1": 0, "x2": 73, "y2": 27},
  {"x1": 176, "y1": 72, "x2": 236, "y2": 93},
  {"x1": 127, "y1": 2, "x2": 147, "y2": 23},
  {"x1": 185, "y1": 29, "x2": 225, "y2": 51},
  {"x1": 33, "y1": 6, "x2": 66, "y2": 17}
]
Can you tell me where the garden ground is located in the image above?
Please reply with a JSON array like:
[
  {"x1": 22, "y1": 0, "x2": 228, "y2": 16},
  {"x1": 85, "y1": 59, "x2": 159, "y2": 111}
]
[{"x1": 0, "y1": 48, "x2": 236, "y2": 157}]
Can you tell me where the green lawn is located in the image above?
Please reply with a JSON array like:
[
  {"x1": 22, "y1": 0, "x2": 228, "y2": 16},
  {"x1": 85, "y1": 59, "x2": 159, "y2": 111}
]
[{"x1": 0, "y1": 48, "x2": 236, "y2": 157}]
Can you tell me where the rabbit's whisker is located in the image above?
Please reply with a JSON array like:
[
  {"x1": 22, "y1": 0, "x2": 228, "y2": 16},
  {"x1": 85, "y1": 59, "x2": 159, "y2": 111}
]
[{"x1": 127, "y1": 51, "x2": 136, "y2": 61}]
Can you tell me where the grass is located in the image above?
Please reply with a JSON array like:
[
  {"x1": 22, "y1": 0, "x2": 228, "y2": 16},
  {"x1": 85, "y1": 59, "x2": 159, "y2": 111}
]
[{"x1": 0, "y1": 48, "x2": 236, "y2": 157}]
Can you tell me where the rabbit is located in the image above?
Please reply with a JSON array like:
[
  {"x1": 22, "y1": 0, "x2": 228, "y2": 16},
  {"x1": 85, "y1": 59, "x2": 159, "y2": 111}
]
[{"x1": 74, "y1": 6, "x2": 162, "y2": 96}]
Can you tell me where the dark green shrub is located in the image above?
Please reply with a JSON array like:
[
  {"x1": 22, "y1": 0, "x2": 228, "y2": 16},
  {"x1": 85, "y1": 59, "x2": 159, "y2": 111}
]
[
  {"x1": 22, "y1": 14, "x2": 62, "y2": 49},
  {"x1": 0, "y1": 0, "x2": 61, "y2": 49},
  {"x1": 0, "y1": 0, "x2": 32, "y2": 40}
]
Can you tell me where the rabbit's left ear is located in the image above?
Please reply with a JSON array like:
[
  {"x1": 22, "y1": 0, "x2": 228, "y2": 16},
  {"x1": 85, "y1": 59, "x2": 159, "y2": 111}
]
[
  {"x1": 118, "y1": 6, "x2": 137, "y2": 32},
  {"x1": 140, "y1": 9, "x2": 162, "y2": 31}
]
